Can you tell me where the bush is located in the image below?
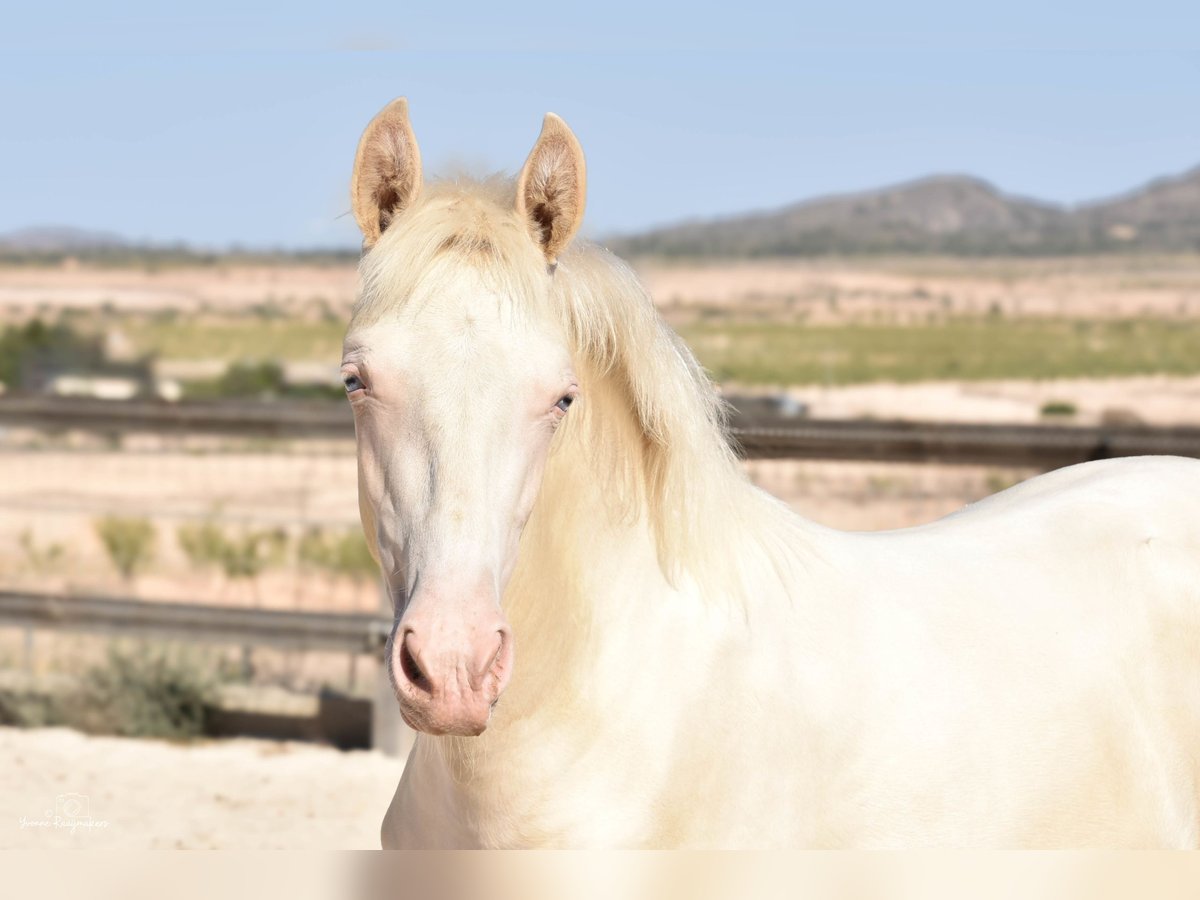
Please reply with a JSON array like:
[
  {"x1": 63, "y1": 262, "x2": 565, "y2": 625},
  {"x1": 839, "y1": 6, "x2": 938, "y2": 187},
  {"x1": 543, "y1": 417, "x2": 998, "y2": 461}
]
[
  {"x1": 298, "y1": 528, "x2": 378, "y2": 584},
  {"x1": 0, "y1": 319, "x2": 103, "y2": 392},
  {"x1": 217, "y1": 529, "x2": 288, "y2": 580},
  {"x1": 177, "y1": 521, "x2": 227, "y2": 570},
  {"x1": 217, "y1": 360, "x2": 287, "y2": 398},
  {"x1": 66, "y1": 645, "x2": 217, "y2": 740},
  {"x1": 182, "y1": 359, "x2": 344, "y2": 401},
  {"x1": 1039, "y1": 400, "x2": 1078, "y2": 418},
  {"x1": 177, "y1": 521, "x2": 288, "y2": 582},
  {"x1": 19, "y1": 529, "x2": 65, "y2": 576},
  {"x1": 331, "y1": 531, "x2": 378, "y2": 581},
  {"x1": 0, "y1": 683, "x2": 64, "y2": 728},
  {"x1": 0, "y1": 318, "x2": 153, "y2": 394},
  {"x1": 94, "y1": 517, "x2": 156, "y2": 581}
]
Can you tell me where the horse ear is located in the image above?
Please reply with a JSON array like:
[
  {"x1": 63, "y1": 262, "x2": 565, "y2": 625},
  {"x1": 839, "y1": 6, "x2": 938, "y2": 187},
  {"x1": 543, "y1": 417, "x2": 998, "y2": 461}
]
[
  {"x1": 516, "y1": 113, "x2": 587, "y2": 264},
  {"x1": 351, "y1": 97, "x2": 423, "y2": 249}
]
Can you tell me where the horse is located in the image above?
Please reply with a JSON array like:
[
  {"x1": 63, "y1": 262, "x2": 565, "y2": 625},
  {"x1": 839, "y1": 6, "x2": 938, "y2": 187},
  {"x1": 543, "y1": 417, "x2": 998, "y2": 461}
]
[{"x1": 343, "y1": 98, "x2": 1200, "y2": 848}]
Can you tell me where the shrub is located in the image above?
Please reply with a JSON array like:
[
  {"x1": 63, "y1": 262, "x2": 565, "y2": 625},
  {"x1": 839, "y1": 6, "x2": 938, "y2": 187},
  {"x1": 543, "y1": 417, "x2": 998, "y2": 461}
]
[
  {"x1": 177, "y1": 522, "x2": 288, "y2": 581},
  {"x1": 177, "y1": 521, "x2": 227, "y2": 570},
  {"x1": 218, "y1": 360, "x2": 287, "y2": 398},
  {"x1": 297, "y1": 527, "x2": 334, "y2": 570},
  {"x1": 985, "y1": 472, "x2": 1020, "y2": 495},
  {"x1": 331, "y1": 531, "x2": 378, "y2": 582},
  {"x1": 19, "y1": 529, "x2": 65, "y2": 576},
  {"x1": 94, "y1": 517, "x2": 156, "y2": 581},
  {"x1": 1039, "y1": 400, "x2": 1078, "y2": 418},
  {"x1": 299, "y1": 528, "x2": 377, "y2": 584},
  {"x1": 66, "y1": 645, "x2": 217, "y2": 740},
  {"x1": 217, "y1": 529, "x2": 287, "y2": 580}
]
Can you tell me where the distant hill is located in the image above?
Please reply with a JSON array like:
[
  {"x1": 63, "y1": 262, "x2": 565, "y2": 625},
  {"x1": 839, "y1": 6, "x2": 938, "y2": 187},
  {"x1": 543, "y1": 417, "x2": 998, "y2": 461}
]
[
  {"x1": 6, "y1": 163, "x2": 1199, "y2": 262},
  {"x1": 0, "y1": 226, "x2": 130, "y2": 253},
  {"x1": 612, "y1": 165, "x2": 1200, "y2": 258},
  {"x1": 0, "y1": 228, "x2": 358, "y2": 266}
]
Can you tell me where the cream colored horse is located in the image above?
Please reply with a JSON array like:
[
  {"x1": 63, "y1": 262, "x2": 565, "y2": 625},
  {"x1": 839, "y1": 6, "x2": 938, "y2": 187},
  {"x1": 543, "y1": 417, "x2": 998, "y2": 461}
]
[{"x1": 344, "y1": 98, "x2": 1200, "y2": 848}]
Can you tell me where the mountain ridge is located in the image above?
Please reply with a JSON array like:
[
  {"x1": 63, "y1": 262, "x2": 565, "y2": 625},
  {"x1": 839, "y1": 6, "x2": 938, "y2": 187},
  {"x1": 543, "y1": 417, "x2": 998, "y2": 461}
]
[
  {"x1": 5, "y1": 164, "x2": 1199, "y2": 259},
  {"x1": 611, "y1": 165, "x2": 1200, "y2": 257}
]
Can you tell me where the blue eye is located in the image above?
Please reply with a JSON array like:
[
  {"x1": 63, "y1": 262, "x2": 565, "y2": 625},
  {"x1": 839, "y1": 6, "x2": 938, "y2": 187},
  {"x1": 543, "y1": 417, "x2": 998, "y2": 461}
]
[
  {"x1": 555, "y1": 395, "x2": 574, "y2": 412},
  {"x1": 344, "y1": 375, "x2": 364, "y2": 393}
]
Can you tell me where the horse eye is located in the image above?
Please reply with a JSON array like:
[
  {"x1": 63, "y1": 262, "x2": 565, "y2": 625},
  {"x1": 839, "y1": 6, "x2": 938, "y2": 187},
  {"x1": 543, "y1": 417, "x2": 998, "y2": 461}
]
[
  {"x1": 555, "y1": 395, "x2": 574, "y2": 413},
  {"x1": 344, "y1": 375, "x2": 364, "y2": 393}
]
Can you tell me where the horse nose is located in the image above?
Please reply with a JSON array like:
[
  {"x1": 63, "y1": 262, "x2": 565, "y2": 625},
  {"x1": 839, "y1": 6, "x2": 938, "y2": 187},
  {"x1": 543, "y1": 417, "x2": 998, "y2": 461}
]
[{"x1": 391, "y1": 617, "x2": 514, "y2": 736}]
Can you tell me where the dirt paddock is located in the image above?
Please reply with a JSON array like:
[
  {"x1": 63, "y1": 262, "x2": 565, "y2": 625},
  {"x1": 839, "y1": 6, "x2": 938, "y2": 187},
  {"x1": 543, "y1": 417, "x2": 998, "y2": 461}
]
[{"x1": 3, "y1": 726, "x2": 403, "y2": 849}]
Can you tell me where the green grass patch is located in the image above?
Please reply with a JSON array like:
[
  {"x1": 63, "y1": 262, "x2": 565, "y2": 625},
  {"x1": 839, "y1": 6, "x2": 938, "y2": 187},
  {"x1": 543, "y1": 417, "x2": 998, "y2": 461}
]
[
  {"x1": 124, "y1": 318, "x2": 345, "y2": 361},
  {"x1": 110, "y1": 314, "x2": 1200, "y2": 387},
  {"x1": 678, "y1": 318, "x2": 1200, "y2": 385}
]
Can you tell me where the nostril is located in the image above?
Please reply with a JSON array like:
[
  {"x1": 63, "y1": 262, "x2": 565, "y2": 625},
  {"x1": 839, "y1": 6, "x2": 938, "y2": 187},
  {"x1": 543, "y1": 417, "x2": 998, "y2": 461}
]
[
  {"x1": 486, "y1": 627, "x2": 514, "y2": 692},
  {"x1": 400, "y1": 634, "x2": 431, "y2": 693},
  {"x1": 465, "y1": 628, "x2": 508, "y2": 696}
]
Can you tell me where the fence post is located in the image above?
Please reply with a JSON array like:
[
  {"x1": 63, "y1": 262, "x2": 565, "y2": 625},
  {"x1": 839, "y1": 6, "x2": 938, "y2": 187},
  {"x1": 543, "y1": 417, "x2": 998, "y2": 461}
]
[
  {"x1": 23, "y1": 626, "x2": 35, "y2": 673},
  {"x1": 372, "y1": 579, "x2": 413, "y2": 757}
]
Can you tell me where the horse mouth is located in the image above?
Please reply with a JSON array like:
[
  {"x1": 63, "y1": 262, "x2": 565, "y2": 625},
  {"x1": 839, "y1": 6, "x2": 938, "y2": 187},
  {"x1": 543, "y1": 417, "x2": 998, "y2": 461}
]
[{"x1": 397, "y1": 700, "x2": 493, "y2": 737}]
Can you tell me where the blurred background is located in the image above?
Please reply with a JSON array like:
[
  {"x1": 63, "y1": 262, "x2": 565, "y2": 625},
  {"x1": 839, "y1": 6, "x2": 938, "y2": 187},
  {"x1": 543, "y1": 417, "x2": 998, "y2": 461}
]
[{"x1": 1, "y1": 1, "x2": 1198, "y2": 848}]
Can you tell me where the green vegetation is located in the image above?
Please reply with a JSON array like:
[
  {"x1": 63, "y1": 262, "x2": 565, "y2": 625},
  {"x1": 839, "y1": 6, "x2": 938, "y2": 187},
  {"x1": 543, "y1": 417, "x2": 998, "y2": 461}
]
[
  {"x1": 93, "y1": 516, "x2": 157, "y2": 581},
  {"x1": 985, "y1": 471, "x2": 1021, "y2": 495},
  {"x1": 212, "y1": 360, "x2": 289, "y2": 399},
  {"x1": 297, "y1": 528, "x2": 378, "y2": 585},
  {"x1": 104, "y1": 314, "x2": 1200, "y2": 387},
  {"x1": 67, "y1": 645, "x2": 217, "y2": 740},
  {"x1": 1039, "y1": 400, "x2": 1078, "y2": 418},
  {"x1": 181, "y1": 360, "x2": 344, "y2": 401},
  {"x1": 678, "y1": 318, "x2": 1200, "y2": 385},
  {"x1": 0, "y1": 318, "x2": 151, "y2": 392},
  {"x1": 177, "y1": 522, "x2": 288, "y2": 582},
  {"x1": 0, "y1": 246, "x2": 357, "y2": 269},
  {"x1": 122, "y1": 318, "x2": 344, "y2": 363},
  {"x1": 176, "y1": 521, "x2": 227, "y2": 571},
  {"x1": 18, "y1": 530, "x2": 65, "y2": 576},
  {"x1": 0, "y1": 644, "x2": 219, "y2": 740},
  {"x1": 20, "y1": 310, "x2": 1200, "y2": 390}
]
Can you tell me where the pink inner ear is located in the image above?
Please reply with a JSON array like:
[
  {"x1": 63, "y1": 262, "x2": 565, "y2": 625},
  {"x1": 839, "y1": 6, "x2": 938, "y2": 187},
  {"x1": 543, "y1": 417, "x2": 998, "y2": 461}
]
[
  {"x1": 517, "y1": 116, "x2": 586, "y2": 260},
  {"x1": 353, "y1": 98, "x2": 422, "y2": 244}
]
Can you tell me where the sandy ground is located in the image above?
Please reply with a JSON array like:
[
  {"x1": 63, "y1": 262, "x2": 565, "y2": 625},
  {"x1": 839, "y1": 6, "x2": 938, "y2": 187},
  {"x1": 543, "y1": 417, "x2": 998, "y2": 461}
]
[
  {"x1": 1, "y1": 726, "x2": 402, "y2": 849},
  {"x1": 777, "y1": 374, "x2": 1200, "y2": 426}
]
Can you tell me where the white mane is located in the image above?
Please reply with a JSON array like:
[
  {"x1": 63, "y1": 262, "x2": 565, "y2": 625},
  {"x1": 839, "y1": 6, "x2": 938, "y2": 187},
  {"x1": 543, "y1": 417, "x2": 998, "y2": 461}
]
[{"x1": 352, "y1": 177, "x2": 799, "y2": 593}]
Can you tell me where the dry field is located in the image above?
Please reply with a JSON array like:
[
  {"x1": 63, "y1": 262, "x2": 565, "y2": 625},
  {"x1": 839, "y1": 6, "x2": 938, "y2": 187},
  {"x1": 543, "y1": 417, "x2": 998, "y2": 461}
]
[
  {"x1": 0, "y1": 263, "x2": 358, "y2": 319},
  {"x1": 5, "y1": 256, "x2": 1200, "y2": 322},
  {"x1": 645, "y1": 256, "x2": 1200, "y2": 322}
]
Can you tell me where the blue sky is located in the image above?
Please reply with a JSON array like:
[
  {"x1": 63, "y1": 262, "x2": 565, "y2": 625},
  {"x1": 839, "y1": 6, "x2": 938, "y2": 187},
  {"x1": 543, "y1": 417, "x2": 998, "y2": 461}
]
[{"x1": 2, "y1": 2, "x2": 1198, "y2": 249}]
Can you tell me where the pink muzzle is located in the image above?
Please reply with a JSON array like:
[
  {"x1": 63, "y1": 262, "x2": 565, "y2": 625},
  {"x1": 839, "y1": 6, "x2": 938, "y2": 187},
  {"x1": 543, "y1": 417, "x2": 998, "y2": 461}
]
[{"x1": 388, "y1": 606, "x2": 514, "y2": 736}]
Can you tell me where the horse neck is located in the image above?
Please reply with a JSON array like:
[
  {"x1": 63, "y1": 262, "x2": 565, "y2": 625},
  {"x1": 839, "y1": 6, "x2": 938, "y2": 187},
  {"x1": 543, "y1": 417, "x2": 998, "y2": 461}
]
[{"x1": 431, "y1": 364, "x2": 821, "y2": 832}]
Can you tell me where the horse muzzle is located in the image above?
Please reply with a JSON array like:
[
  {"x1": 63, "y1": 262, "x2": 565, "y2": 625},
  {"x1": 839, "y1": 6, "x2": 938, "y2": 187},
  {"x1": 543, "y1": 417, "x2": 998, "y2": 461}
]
[{"x1": 387, "y1": 608, "x2": 515, "y2": 736}]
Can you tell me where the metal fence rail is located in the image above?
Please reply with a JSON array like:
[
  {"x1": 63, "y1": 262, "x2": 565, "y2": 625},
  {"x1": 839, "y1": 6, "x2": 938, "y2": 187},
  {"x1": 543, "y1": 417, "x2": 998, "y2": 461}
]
[
  {"x1": 4, "y1": 396, "x2": 1200, "y2": 467},
  {"x1": 728, "y1": 419, "x2": 1200, "y2": 467},
  {"x1": 0, "y1": 589, "x2": 391, "y2": 655},
  {"x1": 0, "y1": 396, "x2": 354, "y2": 439}
]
